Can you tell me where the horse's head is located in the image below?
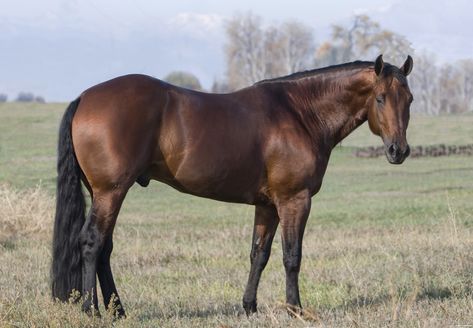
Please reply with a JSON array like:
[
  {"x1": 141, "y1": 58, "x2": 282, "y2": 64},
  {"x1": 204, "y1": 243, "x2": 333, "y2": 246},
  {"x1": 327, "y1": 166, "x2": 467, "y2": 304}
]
[{"x1": 368, "y1": 55, "x2": 413, "y2": 164}]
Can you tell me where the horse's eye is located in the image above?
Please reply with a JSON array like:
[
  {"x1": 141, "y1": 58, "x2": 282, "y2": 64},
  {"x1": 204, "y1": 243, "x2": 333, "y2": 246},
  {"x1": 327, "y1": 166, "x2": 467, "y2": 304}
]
[{"x1": 376, "y1": 94, "x2": 385, "y2": 105}]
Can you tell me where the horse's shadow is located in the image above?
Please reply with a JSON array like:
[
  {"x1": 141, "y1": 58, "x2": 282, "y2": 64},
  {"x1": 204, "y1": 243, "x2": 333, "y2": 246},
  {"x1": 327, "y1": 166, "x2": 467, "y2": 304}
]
[
  {"x1": 329, "y1": 285, "x2": 455, "y2": 313},
  {"x1": 416, "y1": 286, "x2": 453, "y2": 301},
  {"x1": 135, "y1": 286, "x2": 456, "y2": 321}
]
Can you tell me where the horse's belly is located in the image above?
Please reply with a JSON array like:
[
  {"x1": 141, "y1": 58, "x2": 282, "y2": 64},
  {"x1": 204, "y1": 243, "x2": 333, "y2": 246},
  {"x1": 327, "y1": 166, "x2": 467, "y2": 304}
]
[
  {"x1": 183, "y1": 165, "x2": 262, "y2": 203},
  {"x1": 151, "y1": 156, "x2": 263, "y2": 204}
]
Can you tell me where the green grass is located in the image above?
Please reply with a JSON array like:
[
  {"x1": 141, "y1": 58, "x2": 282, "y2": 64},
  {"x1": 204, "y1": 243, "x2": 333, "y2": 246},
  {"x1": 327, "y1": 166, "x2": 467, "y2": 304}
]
[{"x1": 1, "y1": 102, "x2": 473, "y2": 327}]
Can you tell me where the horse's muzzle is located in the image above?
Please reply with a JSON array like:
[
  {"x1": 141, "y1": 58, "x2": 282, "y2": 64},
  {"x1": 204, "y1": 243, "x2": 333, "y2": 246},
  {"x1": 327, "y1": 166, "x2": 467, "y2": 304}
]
[{"x1": 385, "y1": 143, "x2": 410, "y2": 164}]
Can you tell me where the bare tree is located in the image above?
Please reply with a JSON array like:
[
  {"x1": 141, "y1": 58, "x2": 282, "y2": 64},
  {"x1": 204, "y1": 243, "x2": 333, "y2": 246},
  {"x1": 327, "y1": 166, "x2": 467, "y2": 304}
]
[
  {"x1": 263, "y1": 26, "x2": 287, "y2": 78},
  {"x1": 279, "y1": 22, "x2": 315, "y2": 73},
  {"x1": 409, "y1": 53, "x2": 440, "y2": 115},
  {"x1": 437, "y1": 63, "x2": 463, "y2": 114},
  {"x1": 225, "y1": 14, "x2": 315, "y2": 89},
  {"x1": 457, "y1": 59, "x2": 473, "y2": 112},
  {"x1": 436, "y1": 60, "x2": 473, "y2": 114},
  {"x1": 409, "y1": 55, "x2": 473, "y2": 115},
  {"x1": 225, "y1": 13, "x2": 268, "y2": 89}
]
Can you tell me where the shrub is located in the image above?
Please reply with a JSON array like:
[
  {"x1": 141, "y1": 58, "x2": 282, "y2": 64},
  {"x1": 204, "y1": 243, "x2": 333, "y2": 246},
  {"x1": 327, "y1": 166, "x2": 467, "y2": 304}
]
[
  {"x1": 163, "y1": 71, "x2": 202, "y2": 90},
  {"x1": 15, "y1": 92, "x2": 46, "y2": 103},
  {"x1": 16, "y1": 92, "x2": 35, "y2": 102},
  {"x1": 35, "y1": 96, "x2": 46, "y2": 103}
]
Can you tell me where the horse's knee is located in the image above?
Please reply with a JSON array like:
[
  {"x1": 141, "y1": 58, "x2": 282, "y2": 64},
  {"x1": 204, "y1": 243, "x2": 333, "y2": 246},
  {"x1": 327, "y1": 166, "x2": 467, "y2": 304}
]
[{"x1": 255, "y1": 249, "x2": 271, "y2": 269}]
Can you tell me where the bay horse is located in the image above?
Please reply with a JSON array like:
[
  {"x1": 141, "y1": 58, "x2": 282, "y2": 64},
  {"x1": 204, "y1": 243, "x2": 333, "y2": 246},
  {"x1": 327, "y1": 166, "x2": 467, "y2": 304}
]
[{"x1": 51, "y1": 55, "x2": 413, "y2": 317}]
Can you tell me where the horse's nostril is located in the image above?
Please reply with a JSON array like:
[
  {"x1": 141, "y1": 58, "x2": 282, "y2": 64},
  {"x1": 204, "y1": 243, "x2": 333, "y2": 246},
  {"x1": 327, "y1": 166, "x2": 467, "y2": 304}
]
[{"x1": 388, "y1": 144, "x2": 401, "y2": 158}]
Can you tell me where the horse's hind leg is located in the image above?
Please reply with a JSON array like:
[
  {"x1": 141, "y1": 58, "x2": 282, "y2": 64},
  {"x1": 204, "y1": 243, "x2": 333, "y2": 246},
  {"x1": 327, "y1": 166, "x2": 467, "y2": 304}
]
[
  {"x1": 80, "y1": 188, "x2": 127, "y2": 316},
  {"x1": 97, "y1": 236, "x2": 126, "y2": 317},
  {"x1": 242, "y1": 204, "x2": 279, "y2": 315}
]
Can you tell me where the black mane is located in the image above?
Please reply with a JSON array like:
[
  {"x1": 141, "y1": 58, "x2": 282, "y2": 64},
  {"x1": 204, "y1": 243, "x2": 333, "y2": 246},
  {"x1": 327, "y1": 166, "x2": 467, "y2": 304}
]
[
  {"x1": 255, "y1": 60, "x2": 407, "y2": 86},
  {"x1": 255, "y1": 61, "x2": 374, "y2": 85}
]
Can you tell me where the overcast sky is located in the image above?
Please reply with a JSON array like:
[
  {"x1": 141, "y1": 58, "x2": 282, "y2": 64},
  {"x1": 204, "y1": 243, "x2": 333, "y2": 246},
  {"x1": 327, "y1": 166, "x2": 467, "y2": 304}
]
[{"x1": 1, "y1": 0, "x2": 472, "y2": 101}]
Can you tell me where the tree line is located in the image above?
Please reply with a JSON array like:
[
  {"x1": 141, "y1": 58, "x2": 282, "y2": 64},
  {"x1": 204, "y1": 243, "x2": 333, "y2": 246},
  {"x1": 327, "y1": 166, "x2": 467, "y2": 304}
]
[
  {"x1": 216, "y1": 13, "x2": 473, "y2": 115},
  {"x1": 0, "y1": 92, "x2": 46, "y2": 104}
]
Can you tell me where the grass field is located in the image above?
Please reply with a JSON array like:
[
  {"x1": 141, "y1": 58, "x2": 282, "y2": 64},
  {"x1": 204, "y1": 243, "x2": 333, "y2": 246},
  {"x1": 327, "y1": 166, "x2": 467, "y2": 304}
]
[{"x1": 1, "y1": 102, "x2": 473, "y2": 327}]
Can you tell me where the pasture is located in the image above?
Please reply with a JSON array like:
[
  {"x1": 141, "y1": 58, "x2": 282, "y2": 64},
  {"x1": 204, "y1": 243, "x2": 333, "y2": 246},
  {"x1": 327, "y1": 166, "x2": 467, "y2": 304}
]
[{"x1": 1, "y1": 102, "x2": 473, "y2": 327}]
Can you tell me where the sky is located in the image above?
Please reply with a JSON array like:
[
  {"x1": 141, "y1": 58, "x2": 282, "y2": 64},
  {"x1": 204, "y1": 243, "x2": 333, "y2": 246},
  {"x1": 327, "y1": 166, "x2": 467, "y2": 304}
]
[{"x1": 0, "y1": 0, "x2": 472, "y2": 101}]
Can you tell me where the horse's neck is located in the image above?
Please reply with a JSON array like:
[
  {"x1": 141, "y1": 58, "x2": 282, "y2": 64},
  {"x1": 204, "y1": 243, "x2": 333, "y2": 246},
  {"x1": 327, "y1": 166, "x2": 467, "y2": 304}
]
[{"x1": 285, "y1": 69, "x2": 374, "y2": 148}]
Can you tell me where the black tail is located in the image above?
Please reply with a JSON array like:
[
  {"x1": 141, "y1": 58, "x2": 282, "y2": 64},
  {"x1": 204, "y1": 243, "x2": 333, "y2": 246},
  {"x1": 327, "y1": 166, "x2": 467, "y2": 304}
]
[{"x1": 51, "y1": 98, "x2": 85, "y2": 301}]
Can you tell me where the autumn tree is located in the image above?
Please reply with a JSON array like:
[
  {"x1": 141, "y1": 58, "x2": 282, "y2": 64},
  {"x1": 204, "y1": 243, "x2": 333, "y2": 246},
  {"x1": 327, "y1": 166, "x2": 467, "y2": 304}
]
[{"x1": 315, "y1": 15, "x2": 413, "y2": 66}]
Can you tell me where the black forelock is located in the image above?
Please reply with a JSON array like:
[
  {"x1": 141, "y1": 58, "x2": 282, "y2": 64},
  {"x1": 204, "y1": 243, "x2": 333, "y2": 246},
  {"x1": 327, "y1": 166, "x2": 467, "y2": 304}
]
[{"x1": 381, "y1": 63, "x2": 409, "y2": 86}]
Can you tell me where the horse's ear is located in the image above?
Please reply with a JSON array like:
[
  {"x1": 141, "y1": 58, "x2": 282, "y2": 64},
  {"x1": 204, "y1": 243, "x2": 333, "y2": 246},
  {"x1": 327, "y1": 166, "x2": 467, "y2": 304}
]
[
  {"x1": 400, "y1": 55, "x2": 413, "y2": 76},
  {"x1": 375, "y1": 55, "x2": 384, "y2": 76}
]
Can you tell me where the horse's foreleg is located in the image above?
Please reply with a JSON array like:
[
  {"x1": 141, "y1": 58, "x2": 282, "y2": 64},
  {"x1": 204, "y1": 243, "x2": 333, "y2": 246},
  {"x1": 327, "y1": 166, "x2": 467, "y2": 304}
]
[
  {"x1": 242, "y1": 204, "x2": 279, "y2": 315},
  {"x1": 276, "y1": 190, "x2": 310, "y2": 312},
  {"x1": 80, "y1": 188, "x2": 127, "y2": 316}
]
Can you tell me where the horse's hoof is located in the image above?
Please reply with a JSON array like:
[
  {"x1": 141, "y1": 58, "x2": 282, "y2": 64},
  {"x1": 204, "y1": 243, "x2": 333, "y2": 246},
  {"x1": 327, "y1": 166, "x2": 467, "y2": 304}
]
[
  {"x1": 285, "y1": 304, "x2": 303, "y2": 317},
  {"x1": 243, "y1": 300, "x2": 257, "y2": 316},
  {"x1": 112, "y1": 308, "x2": 126, "y2": 320}
]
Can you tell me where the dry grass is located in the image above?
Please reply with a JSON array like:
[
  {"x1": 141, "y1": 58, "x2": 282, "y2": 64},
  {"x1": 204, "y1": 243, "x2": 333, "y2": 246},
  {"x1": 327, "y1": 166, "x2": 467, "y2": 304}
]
[
  {"x1": 1, "y1": 105, "x2": 473, "y2": 326},
  {"x1": 0, "y1": 183, "x2": 472, "y2": 327},
  {"x1": 0, "y1": 184, "x2": 53, "y2": 246},
  {"x1": 301, "y1": 215, "x2": 473, "y2": 326}
]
